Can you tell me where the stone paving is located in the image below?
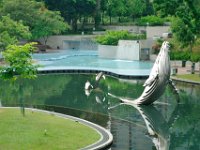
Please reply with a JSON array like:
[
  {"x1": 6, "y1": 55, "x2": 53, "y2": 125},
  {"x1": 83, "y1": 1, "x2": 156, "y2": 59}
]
[{"x1": 171, "y1": 61, "x2": 200, "y2": 75}]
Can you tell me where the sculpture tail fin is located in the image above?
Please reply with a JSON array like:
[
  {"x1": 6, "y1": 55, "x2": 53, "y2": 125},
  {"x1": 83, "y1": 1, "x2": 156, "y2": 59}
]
[
  {"x1": 108, "y1": 92, "x2": 138, "y2": 104},
  {"x1": 108, "y1": 93, "x2": 124, "y2": 102}
]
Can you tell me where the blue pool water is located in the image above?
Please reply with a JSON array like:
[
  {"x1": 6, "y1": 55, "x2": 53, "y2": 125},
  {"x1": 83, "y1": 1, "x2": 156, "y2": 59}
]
[{"x1": 33, "y1": 50, "x2": 153, "y2": 77}]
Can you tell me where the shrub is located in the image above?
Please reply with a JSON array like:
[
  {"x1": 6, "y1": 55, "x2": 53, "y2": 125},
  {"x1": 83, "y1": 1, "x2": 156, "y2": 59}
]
[
  {"x1": 95, "y1": 30, "x2": 146, "y2": 46},
  {"x1": 0, "y1": 42, "x2": 38, "y2": 80},
  {"x1": 191, "y1": 53, "x2": 200, "y2": 62},
  {"x1": 170, "y1": 51, "x2": 190, "y2": 61},
  {"x1": 136, "y1": 15, "x2": 165, "y2": 26}
]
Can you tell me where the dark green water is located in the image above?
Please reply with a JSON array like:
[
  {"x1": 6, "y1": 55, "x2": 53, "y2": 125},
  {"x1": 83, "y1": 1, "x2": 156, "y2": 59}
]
[{"x1": 1, "y1": 74, "x2": 200, "y2": 150}]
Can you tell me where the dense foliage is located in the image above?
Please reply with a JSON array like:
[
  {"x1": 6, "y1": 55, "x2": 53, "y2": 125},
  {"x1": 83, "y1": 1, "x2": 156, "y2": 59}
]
[
  {"x1": 0, "y1": 0, "x2": 68, "y2": 43},
  {"x1": 170, "y1": 51, "x2": 191, "y2": 61},
  {"x1": 0, "y1": 16, "x2": 31, "y2": 51},
  {"x1": 95, "y1": 30, "x2": 146, "y2": 45},
  {"x1": 39, "y1": 0, "x2": 154, "y2": 31},
  {"x1": 154, "y1": 0, "x2": 200, "y2": 53},
  {"x1": 136, "y1": 15, "x2": 165, "y2": 26}
]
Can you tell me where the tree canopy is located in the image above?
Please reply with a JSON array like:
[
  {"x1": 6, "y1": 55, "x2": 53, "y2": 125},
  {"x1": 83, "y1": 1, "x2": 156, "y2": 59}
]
[
  {"x1": 42, "y1": 0, "x2": 154, "y2": 29},
  {"x1": 0, "y1": 0, "x2": 68, "y2": 40},
  {"x1": 153, "y1": 0, "x2": 200, "y2": 52},
  {"x1": 0, "y1": 43, "x2": 38, "y2": 80},
  {"x1": 43, "y1": 0, "x2": 96, "y2": 31},
  {"x1": 0, "y1": 16, "x2": 31, "y2": 51}
]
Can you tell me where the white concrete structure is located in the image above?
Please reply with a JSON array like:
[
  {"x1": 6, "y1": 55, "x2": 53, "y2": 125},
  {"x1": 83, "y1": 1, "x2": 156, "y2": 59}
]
[
  {"x1": 98, "y1": 45, "x2": 117, "y2": 59},
  {"x1": 98, "y1": 40, "x2": 140, "y2": 61},
  {"x1": 117, "y1": 40, "x2": 140, "y2": 60}
]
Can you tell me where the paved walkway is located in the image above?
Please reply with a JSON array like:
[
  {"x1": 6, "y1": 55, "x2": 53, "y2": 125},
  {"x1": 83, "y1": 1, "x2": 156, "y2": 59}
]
[
  {"x1": 171, "y1": 61, "x2": 200, "y2": 75},
  {"x1": 171, "y1": 61, "x2": 200, "y2": 85}
]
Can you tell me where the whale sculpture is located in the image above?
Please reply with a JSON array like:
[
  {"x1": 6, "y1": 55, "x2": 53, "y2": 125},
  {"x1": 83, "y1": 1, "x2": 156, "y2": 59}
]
[{"x1": 109, "y1": 41, "x2": 177, "y2": 105}]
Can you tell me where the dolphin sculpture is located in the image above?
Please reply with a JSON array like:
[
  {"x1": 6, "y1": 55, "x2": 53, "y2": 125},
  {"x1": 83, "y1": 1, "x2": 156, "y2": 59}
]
[{"x1": 109, "y1": 41, "x2": 178, "y2": 105}]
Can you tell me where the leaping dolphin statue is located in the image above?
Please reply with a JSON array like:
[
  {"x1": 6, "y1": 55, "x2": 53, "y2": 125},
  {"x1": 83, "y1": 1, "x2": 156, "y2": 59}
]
[{"x1": 109, "y1": 41, "x2": 178, "y2": 105}]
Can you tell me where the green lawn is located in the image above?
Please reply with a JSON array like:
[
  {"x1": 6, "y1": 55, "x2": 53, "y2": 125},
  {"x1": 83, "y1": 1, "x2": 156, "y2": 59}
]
[
  {"x1": 0, "y1": 108, "x2": 100, "y2": 150},
  {"x1": 175, "y1": 74, "x2": 200, "y2": 82}
]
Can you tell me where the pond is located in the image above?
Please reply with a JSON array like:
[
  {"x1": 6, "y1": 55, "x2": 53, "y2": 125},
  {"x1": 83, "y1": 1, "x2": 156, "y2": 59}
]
[{"x1": 1, "y1": 74, "x2": 200, "y2": 150}]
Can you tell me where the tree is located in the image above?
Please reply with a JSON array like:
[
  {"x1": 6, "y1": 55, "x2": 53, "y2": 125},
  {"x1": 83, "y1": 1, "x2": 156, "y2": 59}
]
[
  {"x1": 0, "y1": 42, "x2": 38, "y2": 115},
  {"x1": 127, "y1": 0, "x2": 147, "y2": 20},
  {"x1": 94, "y1": 0, "x2": 101, "y2": 29},
  {"x1": 0, "y1": 0, "x2": 42, "y2": 29},
  {"x1": 0, "y1": 0, "x2": 68, "y2": 40},
  {"x1": 153, "y1": 0, "x2": 183, "y2": 17},
  {"x1": 105, "y1": 0, "x2": 127, "y2": 24},
  {"x1": 155, "y1": 0, "x2": 200, "y2": 74},
  {"x1": 0, "y1": 43, "x2": 38, "y2": 80},
  {"x1": 0, "y1": 16, "x2": 31, "y2": 51},
  {"x1": 43, "y1": 0, "x2": 96, "y2": 32},
  {"x1": 171, "y1": 1, "x2": 200, "y2": 53},
  {"x1": 31, "y1": 9, "x2": 68, "y2": 45}
]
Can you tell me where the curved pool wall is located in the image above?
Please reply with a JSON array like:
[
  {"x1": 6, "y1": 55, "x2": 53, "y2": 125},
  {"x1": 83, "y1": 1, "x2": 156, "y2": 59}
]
[
  {"x1": 1, "y1": 74, "x2": 200, "y2": 149},
  {"x1": 33, "y1": 50, "x2": 153, "y2": 79}
]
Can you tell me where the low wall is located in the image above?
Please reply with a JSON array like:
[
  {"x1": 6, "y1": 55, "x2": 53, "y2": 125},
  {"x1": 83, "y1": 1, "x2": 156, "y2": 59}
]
[
  {"x1": 146, "y1": 26, "x2": 170, "y2": 38},
  {"x1": 39, "y1": 35, "x2": 97, "y2": 50}
]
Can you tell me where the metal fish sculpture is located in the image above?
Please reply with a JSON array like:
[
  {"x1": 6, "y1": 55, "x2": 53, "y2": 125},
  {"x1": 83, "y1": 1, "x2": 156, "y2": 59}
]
[{"x1": 110, "y1": 41, "x2": 172, "y2": 105}]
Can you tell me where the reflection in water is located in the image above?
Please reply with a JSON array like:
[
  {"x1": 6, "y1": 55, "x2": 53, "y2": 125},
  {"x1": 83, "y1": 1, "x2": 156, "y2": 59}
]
[
  {"x1": 0, "y1": 74, "x2": 200, "y2": 149},
  {"x1": 131, "y1": 105, "x2": 170, "y2": 150}
]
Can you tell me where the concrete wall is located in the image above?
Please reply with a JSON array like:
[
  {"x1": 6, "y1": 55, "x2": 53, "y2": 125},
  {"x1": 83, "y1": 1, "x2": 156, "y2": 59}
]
[
  {"x1": 102, "y1": 25, "x2": 146, "y2": 34},
  {"x1": 39, "y1": 35, "x2": 97, "y2": 50},
  {"x1": 146, "y1": 26, "x2": 170, "y2": 38}
]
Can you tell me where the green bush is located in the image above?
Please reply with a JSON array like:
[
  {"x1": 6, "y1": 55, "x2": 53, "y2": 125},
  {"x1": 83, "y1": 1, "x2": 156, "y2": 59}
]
[
  {"x1": 136, "y1": 15, "x2": 165, "y2": 26},
  {"x1": 95, "y1": 30, "x2": 146, "y2": 46},
  {"x1": 170, "y1": 51, "x2": 191, "y2": 61},
  {"x1": 191, "y1": 53, "x2": 200, "y2": 62}
]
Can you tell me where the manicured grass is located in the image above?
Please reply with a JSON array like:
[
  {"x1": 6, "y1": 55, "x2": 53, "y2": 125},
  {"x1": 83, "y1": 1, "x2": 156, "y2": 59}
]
[
  {"x1": 0, "y1": 108, "x2": 100, "y2": 150},
  {"x1": 175, "y1": 74, "x2": 200, "y2": 82}
]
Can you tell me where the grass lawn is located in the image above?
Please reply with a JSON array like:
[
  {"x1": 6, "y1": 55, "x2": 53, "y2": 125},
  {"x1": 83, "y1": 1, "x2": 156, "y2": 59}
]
[
  {"x1": 0, "y1": 108, "x2": 100, "y2": 150},
  {"x1": 175, "y1": 74, "x2": 200, "y2": 82}
]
